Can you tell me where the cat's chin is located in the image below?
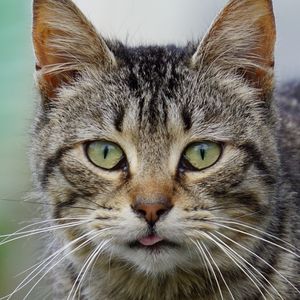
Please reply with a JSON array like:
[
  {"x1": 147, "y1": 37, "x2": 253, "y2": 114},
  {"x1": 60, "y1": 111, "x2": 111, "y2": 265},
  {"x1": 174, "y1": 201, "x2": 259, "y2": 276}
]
[{"x1": 110, "y1": 241, "x2": 193, "y2": 275}]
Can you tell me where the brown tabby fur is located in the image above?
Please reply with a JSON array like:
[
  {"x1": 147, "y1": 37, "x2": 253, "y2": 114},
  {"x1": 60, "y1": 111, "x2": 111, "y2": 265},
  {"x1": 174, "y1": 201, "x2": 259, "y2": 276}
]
[{"x1": 18, "y1": 0, "x2": 300, "y2": 299}]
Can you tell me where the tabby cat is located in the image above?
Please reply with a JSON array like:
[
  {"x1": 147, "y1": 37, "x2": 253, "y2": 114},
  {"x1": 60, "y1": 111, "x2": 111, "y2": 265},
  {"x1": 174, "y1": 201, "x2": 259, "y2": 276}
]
[{"x1": 4, "y1": 0, "x2": 300, "y2": 299}]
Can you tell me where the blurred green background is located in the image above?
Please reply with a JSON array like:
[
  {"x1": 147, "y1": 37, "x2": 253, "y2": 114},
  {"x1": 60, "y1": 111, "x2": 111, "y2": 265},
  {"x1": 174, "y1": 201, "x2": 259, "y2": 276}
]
[{"x1": 0, "y1": 0, "x2": 39, "y2": 297}]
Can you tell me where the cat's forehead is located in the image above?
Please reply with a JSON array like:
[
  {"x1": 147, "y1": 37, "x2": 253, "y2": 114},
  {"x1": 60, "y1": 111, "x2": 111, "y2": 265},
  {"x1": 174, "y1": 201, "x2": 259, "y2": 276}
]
[
  {"x1": 53, "y1": 43, "x2": 259, "y2": 146},
  {"x1": 114, "y1": 44, "x2": 188, "y2": 85},
  {"x1": 112, "y1": 44, "x2": 188, "y2": 133},
  {"x1": 112, "y1": 45, "x2": 189, "y2": 112}
]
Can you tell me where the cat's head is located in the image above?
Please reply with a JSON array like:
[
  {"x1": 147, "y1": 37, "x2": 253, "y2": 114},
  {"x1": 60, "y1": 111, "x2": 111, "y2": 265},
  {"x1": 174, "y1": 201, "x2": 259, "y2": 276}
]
[{"x1": 31, "y1": 0, "x2": 277, "y2": 275}]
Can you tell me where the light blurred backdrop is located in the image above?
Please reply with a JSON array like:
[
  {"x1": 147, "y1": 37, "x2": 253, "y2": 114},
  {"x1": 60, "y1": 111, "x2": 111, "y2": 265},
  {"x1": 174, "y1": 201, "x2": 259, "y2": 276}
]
[{"x1": 0, "y1": 0, "x2": 299, "y2": 297}]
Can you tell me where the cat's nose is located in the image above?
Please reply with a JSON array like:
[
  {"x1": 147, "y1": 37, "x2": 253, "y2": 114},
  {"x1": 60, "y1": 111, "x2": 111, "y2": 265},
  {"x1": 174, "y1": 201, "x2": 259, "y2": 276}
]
[{"x1": 132, "y1": 196, "x2": 173, "y2": 226}]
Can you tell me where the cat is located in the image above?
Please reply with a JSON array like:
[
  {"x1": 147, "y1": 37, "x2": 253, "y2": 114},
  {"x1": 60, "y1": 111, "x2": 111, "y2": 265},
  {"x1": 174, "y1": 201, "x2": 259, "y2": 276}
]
[{"x1": 3, "y1": 0, "x2": 300, "y2": 299}]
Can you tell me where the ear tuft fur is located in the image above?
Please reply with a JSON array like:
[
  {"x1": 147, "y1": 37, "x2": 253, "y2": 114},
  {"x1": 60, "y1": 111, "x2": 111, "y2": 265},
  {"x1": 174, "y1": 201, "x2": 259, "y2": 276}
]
[
  {"x1": 191, "y1": 0, "x2": 276, "y2": 97},
  {"x1": 32, "y1": 0, "x2": 116, "y2": 99}
]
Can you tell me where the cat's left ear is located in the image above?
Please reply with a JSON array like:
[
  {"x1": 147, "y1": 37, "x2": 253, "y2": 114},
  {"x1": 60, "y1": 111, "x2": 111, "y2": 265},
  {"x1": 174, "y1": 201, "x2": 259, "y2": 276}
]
[
  {"x1": 32, "y1": 0, "x2": 116, "y2": 99},
  {"x1": 191, "y1": 0, "x2": 276, "y2": 98}
]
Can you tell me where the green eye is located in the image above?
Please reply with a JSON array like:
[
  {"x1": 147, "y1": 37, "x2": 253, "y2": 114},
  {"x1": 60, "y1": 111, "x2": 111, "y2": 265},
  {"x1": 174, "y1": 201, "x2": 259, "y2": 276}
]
[
  {"x1": 86, "y1": 141, "x2": 125, "y2": 170},
  {"x1": 182, "y1": 141, "x2": 222, "y2": 171}
]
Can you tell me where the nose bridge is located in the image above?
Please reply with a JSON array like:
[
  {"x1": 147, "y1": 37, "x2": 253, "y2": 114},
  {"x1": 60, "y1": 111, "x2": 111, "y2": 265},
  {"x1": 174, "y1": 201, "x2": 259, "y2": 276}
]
[
  {"x1": 130, "y1": 178, "x2": 173, "y2": 204},
  {"x1": 136, "y1": 159, "x2": 169, "y2": 181},
  {"x1": 130, "y1": 179, "x2": 174, "y2": 225},
  {"x1": 135, "y1": 137, "x2": 170, "y2": 179}
]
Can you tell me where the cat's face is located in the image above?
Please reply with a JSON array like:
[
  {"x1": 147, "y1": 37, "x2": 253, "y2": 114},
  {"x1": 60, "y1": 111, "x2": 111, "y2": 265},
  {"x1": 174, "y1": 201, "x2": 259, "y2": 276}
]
[{"x1": 32, "y1": 0, "x2": 277, "y2": 275}]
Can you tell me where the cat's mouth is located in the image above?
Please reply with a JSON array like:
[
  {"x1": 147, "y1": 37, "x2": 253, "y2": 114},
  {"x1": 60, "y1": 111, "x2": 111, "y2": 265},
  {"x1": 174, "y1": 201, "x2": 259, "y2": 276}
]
[{"x1": 128, "y1": 234, "x2": 178, "y2": 251}]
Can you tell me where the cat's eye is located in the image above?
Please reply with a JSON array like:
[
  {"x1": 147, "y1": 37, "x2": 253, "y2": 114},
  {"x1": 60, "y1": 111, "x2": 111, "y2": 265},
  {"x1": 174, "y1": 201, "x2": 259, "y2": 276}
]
[
  {"x1": 86, "y1": 141, "x2": 125, "y2": 170},
  {"x1": 181, "y1": 141, "x2": 222, "y2": 171}
]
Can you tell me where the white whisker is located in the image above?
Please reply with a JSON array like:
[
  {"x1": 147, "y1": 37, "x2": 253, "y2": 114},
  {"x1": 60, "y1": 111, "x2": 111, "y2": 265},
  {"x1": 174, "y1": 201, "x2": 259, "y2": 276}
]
[
  {"x1": 201, "y1": 240, "x2": 235, "y2": 300},
  {"x1": 190, "y1": 238, "x2": 215, "y2": 293},
  {"x1": 67, "y1": 239, "x2": 111, "y2": 300},
  {"x1": 210, "y1": 218, "x2": 299, "y2": 252},
  {"x1": 2, "y1": 230, "x2": 96, "y2": 300},
  {"x1": 21, "y1": 230, "x2": 110, "y2": 300},
  {"x1": 216, "y1": 231, "x2": 300, "y2": 295},
  {"x1": 208, "y1": 232, "x2": 283, "y2": 300},
  {"x1": 0, "y1": 217, "x2": 91, "y2": 239},
  {"x1": 192, "y1": 240, "x2": 224, "y2": 300},
  {"x1": 210, "y1": 221, "x2": 300, "y2": 259},
  {"x1": 209, "y1": 234, "x2": 268, "y2": 300},
  {"x1": 0, "y1": 220, "x2": 92, "y2": 246}
]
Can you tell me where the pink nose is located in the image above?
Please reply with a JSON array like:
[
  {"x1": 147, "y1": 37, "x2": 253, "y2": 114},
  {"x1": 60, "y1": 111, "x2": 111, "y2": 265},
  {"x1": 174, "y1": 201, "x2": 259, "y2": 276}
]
[{"x1": 132, "y1": 197, "x2": 173, "y2": 226}]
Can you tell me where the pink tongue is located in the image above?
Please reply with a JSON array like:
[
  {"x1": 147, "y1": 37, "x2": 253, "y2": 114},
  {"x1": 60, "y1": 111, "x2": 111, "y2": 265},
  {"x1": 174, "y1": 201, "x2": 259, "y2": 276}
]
[{"x1": 139, "y1": 235, "x2": 163, "y2": 246}]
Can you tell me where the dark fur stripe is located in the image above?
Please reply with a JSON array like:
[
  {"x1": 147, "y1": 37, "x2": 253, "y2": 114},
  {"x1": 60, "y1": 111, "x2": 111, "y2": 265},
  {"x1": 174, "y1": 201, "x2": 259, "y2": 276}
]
[
  {"x1": 181, "y1": 106, "x2": 192, "y2": 131},
  {"x1": 53, "y1": 192, "x2": 79, "y2": 219},
  {"x1": 239, "y1": 143, "x2": 277, "y2": 185},
  {"x1": 114, "y1": 105, "x2": 125, "y2": 132},
  {"x1": 41, "y1": 146, "x2": 71, "y2": 188},
  {"x1": 250, "y1": 201, "x2": 286, "y2": 288}
]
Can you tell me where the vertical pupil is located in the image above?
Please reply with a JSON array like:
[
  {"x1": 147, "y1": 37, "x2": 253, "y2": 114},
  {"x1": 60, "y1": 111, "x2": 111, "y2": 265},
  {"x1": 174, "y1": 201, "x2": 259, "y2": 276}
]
[
  {"x1": 103, "y1": 145, "x2": 109, "y2": 159},
  {"x1": 200, "y1": 147, "x2": 206, "y2": 160}
]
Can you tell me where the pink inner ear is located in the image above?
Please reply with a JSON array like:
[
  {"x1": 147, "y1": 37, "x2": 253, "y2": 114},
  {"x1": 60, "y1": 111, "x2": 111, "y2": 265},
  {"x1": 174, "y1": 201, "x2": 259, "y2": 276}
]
[
  {"x1": 33, "y1": 12, "x2": 77, "y2": 98},
  {"x1": 192, "y1": 0, "x2": 276, "y2": 96},
  {"x1": 32, "y1": 0, "x2": 116, "y2": 100}
]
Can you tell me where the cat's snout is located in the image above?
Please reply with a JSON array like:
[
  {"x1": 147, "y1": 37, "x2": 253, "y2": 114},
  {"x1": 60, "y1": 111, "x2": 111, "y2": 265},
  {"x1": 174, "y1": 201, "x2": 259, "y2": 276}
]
[{"x1": 132, "y1": 196, "x2": 173, "y2": 226}]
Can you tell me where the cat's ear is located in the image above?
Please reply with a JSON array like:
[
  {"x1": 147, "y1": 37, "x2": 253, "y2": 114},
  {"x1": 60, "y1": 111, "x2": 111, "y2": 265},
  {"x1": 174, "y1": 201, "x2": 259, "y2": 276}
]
[
  {"x1": 32, "y1": 0, "x2": 116, "y2": 99},
  {"x1": 191, "y1": 0, "x2": 276, "y2": 97}
]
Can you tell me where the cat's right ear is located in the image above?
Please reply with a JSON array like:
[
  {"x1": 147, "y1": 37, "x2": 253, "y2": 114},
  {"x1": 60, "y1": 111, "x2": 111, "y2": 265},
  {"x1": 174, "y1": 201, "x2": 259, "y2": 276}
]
[{"x1": 32, "y1": 0, "x2": 116, "y2": 100}]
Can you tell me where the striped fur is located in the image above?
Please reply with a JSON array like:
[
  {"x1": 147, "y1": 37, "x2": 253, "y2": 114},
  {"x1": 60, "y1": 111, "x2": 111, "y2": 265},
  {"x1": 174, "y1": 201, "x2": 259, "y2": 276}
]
[{"x1": 27, "y1": 0, "x2": 300, "y2": 299}]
